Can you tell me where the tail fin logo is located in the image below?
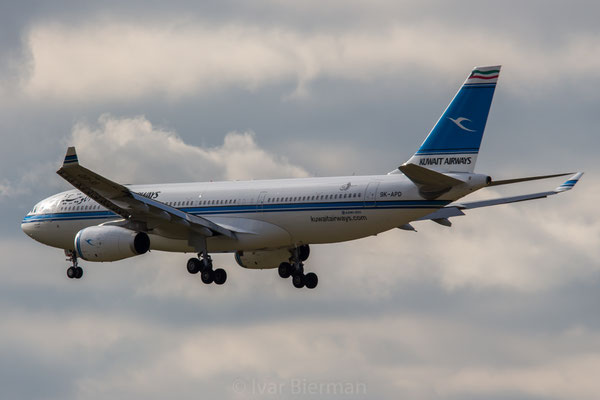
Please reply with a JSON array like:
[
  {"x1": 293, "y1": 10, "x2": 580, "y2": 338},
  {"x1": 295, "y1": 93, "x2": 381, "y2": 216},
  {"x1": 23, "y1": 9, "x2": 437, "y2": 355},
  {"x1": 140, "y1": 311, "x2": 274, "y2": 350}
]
[{"x1": 448, "y1": 117, "x2": 476, "y2": 132}]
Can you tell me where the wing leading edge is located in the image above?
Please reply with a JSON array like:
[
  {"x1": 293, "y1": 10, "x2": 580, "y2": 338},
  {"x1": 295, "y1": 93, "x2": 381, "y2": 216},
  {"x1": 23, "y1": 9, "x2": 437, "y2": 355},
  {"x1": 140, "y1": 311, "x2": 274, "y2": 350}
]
[{"x1": 56, "y1": 147, "x2": 236, "y2": 240}]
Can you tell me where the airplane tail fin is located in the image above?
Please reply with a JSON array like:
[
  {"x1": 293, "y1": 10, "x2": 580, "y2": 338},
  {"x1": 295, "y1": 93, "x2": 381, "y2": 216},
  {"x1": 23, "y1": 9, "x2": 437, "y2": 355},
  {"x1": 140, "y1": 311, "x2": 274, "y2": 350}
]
[{"x1": 404, "y1": 65, "x2": 501, "y2": 173}]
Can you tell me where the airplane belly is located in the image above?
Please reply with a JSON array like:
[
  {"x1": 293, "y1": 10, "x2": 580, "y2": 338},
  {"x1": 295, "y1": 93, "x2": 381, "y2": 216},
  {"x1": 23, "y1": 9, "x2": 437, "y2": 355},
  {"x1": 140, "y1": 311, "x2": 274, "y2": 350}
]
[
  {"x1": 257, "y1": 207, "x2": 435, "y2": 244},
  {"x1": 149, "y1": 215, "x2": 294, "y2": 253}
]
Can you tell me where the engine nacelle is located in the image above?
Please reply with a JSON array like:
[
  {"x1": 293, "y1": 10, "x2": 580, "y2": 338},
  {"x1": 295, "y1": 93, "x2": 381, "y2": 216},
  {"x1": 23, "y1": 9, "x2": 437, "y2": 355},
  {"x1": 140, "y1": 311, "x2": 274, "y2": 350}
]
[
  {"x1": 235, "y1": 248, "x2": 291, "y2": 269},
  {"x1": 74, "y1": 226, "x2": 150, "y2": 262}
]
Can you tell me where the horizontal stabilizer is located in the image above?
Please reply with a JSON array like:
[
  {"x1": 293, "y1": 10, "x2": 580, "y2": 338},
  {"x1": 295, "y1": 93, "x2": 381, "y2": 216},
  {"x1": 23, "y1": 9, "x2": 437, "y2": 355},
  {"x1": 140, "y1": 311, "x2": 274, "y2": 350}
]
[{"x1": 399, "y1": 163, "x2": 464, "y2": 188}]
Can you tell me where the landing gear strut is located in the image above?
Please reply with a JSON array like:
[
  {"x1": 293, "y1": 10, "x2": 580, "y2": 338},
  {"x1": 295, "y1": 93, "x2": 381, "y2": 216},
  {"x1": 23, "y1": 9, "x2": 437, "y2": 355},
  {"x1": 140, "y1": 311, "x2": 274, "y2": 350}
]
[
  {"x1": 186, "y1": 250, "x2": 227, "y2": 285},
  {"x1": 65, "y1": 250, "x2": 83, "y2": 279},
  {"x1": 278, "y1": 245, "x2": 317, "y2": 289}
]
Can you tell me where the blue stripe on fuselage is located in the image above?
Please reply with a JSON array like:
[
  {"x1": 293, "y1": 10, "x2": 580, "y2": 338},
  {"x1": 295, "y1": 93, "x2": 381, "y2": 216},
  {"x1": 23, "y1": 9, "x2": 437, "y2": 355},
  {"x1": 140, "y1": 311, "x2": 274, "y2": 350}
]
[{"x1": 21, "y1": 200, "x2": 451, "y2": 224}]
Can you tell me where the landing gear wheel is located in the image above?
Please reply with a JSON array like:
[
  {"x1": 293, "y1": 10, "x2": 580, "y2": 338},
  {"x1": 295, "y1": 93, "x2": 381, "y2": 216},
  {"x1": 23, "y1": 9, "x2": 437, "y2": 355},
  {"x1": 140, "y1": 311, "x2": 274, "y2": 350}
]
[
  {"x1": 291, "y1": 263, "x2": 304, "y2": 276},
  {"x1": 65, "y1": 250, "x2": 82, "y2": 280},
  {"x1": 200, "y1": 258, "x2": 212, "y2": 272},
  {"x1": 298, "y1": 245, "x2": 310, "y2": 262},
  {"x1": 278, "y1": 262, "x2": 291, "y2": 279},
  {"x1": 213, "y1": 268, "x2": 227, "y2": 285},
  {"x1": 292, "y1": 274, "x2": 305, "y2": 288},
  {"x1": 187, "y1": 258, "x2": 201, "y2": 274},
  {"x1": 201, "y1": 269, "x2": 214, "y2": 284},
  {"x1": 304, "y1": 272, "x2": 318, "y2": 289}
]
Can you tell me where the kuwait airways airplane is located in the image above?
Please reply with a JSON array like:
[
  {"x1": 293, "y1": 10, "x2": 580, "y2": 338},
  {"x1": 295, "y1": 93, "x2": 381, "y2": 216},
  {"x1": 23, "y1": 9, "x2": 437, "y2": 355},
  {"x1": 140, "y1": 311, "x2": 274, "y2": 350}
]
[{"x1": 21, "y1": 66, "x2": 582, "y2": 289}]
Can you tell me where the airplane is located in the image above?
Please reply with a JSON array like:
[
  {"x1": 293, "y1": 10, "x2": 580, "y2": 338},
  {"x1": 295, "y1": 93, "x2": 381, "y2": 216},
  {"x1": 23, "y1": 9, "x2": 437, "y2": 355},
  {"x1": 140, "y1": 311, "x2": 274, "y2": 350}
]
[{"x1": 21, "y1": 65, "x2": 583, "y2": 289}]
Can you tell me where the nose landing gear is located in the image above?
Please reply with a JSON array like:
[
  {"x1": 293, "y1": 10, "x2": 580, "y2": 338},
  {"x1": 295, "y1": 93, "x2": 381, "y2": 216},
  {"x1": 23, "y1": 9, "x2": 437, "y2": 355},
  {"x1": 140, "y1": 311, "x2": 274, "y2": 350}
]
[{"x1": 65, "y1": 250, "x2": 83, "y2": 279}]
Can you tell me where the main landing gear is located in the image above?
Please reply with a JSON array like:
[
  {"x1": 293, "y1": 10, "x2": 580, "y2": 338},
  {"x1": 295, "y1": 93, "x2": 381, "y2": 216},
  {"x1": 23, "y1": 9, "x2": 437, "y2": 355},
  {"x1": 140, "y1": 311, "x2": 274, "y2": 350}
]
[
  {"x1": 278, "y1": 245, "x2": 317, "y2": 289},
  {"x1": 186, "y1": 253, "x2": 227, "y2": 285},
  {"x1": 65, "y1": 249, "x2": 83, "y2": 279}
]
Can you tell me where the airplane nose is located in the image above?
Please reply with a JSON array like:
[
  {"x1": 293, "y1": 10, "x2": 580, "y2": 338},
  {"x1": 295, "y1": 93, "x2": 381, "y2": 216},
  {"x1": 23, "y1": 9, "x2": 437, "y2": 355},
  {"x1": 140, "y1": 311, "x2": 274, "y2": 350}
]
[
  {"x1": 21, "y1": 219, "x2": 37, "y2": 239},
  {"x1": 21, "y1": 221, "x2": 32, "y2": 236}
]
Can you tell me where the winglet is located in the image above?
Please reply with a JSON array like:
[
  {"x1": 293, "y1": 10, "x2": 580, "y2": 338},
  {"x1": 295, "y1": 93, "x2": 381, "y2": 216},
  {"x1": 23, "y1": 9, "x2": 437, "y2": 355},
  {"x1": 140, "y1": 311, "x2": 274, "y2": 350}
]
[
  {"x1": 554, "y1": 172, "x2": 583, "y2": 193},
  {"x1": 63, "y1": 146, "x2": 79, "y2": 166}
]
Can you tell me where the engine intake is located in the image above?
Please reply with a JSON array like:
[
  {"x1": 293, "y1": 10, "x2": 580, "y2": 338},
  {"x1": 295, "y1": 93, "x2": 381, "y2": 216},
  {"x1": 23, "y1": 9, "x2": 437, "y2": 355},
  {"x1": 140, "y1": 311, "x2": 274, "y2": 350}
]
[{"x1": 75, "y1": 226, "x2": 150, "y2": 262}]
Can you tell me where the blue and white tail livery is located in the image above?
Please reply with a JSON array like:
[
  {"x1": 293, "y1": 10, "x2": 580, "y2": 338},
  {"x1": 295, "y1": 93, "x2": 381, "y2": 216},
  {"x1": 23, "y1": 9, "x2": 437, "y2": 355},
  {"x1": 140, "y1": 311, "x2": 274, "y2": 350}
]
[
  {"x1": 406, "y1": 65, "x2": 501, "y2": 173},
  {"x1": 21, "y1": 65, "x2": 583, "y2": 290}
]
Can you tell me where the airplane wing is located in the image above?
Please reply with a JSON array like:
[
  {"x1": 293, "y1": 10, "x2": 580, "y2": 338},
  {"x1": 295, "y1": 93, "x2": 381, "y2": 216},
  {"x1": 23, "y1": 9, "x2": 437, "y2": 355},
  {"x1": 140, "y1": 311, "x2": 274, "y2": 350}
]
[
  {"x1": 56, "y1": 147, "x2": 236, "y2": 239},
  {"x1": 417, "y1": 172, "x2": 583, "y2": 225}
]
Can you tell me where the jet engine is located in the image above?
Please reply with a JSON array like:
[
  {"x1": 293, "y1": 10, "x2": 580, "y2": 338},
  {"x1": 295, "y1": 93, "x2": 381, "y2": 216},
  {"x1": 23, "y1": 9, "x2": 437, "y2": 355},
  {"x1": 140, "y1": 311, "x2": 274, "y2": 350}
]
[
  {"x1": 74, "y1": 226, "x2": 150, "y2": 262},
  {"x1": 235, "y1": 248, "x2": 291, "y2": 269}
]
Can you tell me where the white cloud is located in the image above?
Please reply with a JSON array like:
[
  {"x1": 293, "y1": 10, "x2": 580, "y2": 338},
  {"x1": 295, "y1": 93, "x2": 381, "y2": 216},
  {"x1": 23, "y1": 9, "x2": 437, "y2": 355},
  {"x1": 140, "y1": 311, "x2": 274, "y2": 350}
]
[
  {"x1": 69, "y1": 114, "x2": 309, "y2": 183},
  {"x1": 17, "y1": 21, "x2": 600, "y2": 102},
  {"x1": 0, "y1": 179, "x2": 14, "y2": 199}
]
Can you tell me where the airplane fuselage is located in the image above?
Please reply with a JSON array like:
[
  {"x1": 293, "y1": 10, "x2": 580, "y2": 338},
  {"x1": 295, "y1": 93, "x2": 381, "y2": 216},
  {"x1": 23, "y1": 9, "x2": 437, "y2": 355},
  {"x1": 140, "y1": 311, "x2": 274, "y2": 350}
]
[{"x1": 22, "y1": 173, "x2": 483, "y2": 254}]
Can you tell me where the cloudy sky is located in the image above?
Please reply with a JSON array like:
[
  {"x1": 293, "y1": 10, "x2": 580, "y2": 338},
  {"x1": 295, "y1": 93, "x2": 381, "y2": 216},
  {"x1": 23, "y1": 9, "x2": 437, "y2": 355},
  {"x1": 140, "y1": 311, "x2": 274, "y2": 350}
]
[{"x1": 1, "y1": 1, "x2": 598, "y2": 399}]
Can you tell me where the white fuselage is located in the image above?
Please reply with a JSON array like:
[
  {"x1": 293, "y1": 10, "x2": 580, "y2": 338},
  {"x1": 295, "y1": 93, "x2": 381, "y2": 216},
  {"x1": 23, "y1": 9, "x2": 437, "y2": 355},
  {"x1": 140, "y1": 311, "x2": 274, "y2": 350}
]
[{"x1": 22, "y1": 173, "x2": 482, "y2": 254}]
